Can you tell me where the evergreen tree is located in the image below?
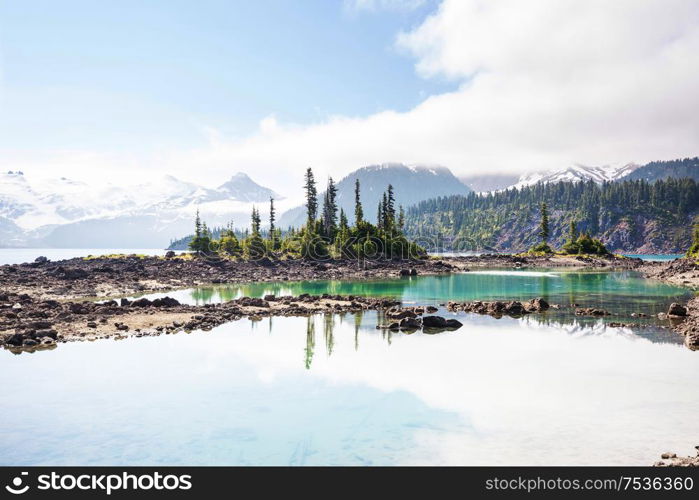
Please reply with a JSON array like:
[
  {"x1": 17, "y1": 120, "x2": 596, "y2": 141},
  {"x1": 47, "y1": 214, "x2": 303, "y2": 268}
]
[
  {"x1": 322, "y1": 177, "x2": 338, "y2": 237},
  {"x1": 538, "y1": 202, "x2": 550, "y2": 242},
  {"x1": 269, "y1": 197, "x2": 276, "y2": 235},
  {"x1": 251, "y1": 206, "x2": 261, "y2": 236},
  {"x1": 354, "y1": 178, "x2": 364, "y2": 226},
  {"x1": 219, "y1": 221, "x2": 241, "y2": 257},
  {"x1": 386, "y1": 184, "x2": 395, "y2": 229},
  {"x1": 567, "y1": 220, "x2": 578, "y2": 242},
  {"x1": 339, "y1": 208, "x2": 349, "y2": 231},
  {"x1": 188, "y1": 209, "x2": 204, "y2": 254},
  {"x1": 398, "y1": 205, "x2": 405, "y2": 231},
  {"x1": 304, "y1": 167, "x2": 318, "y2": 226},
  {"x1": 194, "y1": 209, "x2": 202, "y2": 240},
  {"x1": 244, "y1": 208, "x2": 265, "y2": 260}
]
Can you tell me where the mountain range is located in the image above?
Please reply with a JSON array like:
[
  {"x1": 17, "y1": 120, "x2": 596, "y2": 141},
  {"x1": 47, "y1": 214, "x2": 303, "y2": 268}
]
[
  {"x1": 1, "y1": 156, "x2": 696, "y2": 249},
  {"x1": 462, "y1": 157, "x2": 699, "y2": 193},
  {"x1": 0, "y1": 171, "x2": 281, "y2": 248}
]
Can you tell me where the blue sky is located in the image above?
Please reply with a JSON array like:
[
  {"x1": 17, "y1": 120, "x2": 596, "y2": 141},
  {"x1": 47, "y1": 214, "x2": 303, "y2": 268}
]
[
  {"x1": 1, "y1": 0, "x2": 697, "y2": 192},
  {"x1": 0, "y1": 0, "x2": 450, "y2": 153}
]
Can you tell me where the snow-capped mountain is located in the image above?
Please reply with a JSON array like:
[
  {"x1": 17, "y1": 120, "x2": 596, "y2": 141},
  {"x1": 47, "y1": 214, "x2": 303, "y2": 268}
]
[
  {"x1": 510, "y1": 163, "x2": 640, "y2": 190},
  {"x1": 0, "y1": 171, "x2": 284, "y2": 248}
]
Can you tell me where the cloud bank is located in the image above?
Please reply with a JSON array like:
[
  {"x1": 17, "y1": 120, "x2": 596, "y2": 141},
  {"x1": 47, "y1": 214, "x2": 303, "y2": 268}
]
[{"x1": 4, "y1": 0, "x2": 699, "y2": 195}]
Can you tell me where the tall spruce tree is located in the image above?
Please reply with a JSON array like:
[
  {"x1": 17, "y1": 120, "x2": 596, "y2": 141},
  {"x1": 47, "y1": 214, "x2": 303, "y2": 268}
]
[
  {"x1": 322, "y1": 177, "x2": 338, "y2": 237},
  {"x1": 568, "y1": 220, "x2": 578, "y2": 242},
  {"x1": 386, "y1": 184, "x2": 395, "y2": 229},
  {"x1": 189, "y1": 209, "x2": 204, "y2": 254},
  {"x1": 339, "y1": 208, "x2": 349, "y2": 231},
  {"x1": 251, "y1": 207, "x2": 261, "y2": 236},
  {"x1": 354, "y1": 178, "x2": 364, "y2": 226},
  {"x1": 304, "y1": 167, "x2": 318, "y2": 227},
  {"x1": 269, "y1": 197, "x2": 276, "y2": 235},
  {"x1": 539, "y1": 202, "x2": 550, "y2": 242}
]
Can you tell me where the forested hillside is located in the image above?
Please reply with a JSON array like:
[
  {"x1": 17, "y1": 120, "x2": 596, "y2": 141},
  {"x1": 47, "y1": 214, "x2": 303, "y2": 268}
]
[
  {"x1": 405, "y1": 178, "x2": 699, "y2": 253},
  {"x1": 620, "y1": 157, "x2": 699, "y2": 183}
]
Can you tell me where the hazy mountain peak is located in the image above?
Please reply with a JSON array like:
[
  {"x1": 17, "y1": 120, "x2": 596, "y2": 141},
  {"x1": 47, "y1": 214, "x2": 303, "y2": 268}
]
[{"x1": 217, "y1": 172, "x2": 282, "y2": 202}]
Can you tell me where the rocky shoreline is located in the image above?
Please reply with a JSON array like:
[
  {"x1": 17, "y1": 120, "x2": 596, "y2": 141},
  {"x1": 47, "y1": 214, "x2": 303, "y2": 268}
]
[
  {"x1": 0, "y1": 254, "x2": 468, "y2": 301},
  {"x1": 2, "y1": 252, "x2": 698, "y2": 353},
  {"x1": 654, "y1": 449, "x2": 699, "y2": 467},
  {"x1": 0, "y1": 291, "x2": 403, "y2": 352},
  {"x1": 0, "y1": 252, "x2": 644, "y2": 301}
]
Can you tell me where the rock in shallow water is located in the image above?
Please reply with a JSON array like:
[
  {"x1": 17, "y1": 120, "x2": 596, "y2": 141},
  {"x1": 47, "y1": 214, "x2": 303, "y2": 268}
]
[{"x1": 667, "y1": 303, "x2": 687, "y2": 317}]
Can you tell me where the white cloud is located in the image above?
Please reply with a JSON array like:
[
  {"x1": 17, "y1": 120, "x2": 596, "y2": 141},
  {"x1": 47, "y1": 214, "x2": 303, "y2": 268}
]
[
  {"x1": 188, "y1": 0, "x2": 699, "y2": 192},
  {"x1": 4, "y1": 0, "x2": 699, "y2": 196}
]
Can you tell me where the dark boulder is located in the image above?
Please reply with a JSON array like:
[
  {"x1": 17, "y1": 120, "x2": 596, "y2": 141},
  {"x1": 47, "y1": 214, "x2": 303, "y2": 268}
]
[
  {"x1": 667, "y1": 303, "x2": 688, "y2": 317},
  {"x1": 386, "y1": 309, "x2": 417, "y2": 320},
  {"x1": 35, "y1": 329, "x2": 57, "y2": 339},
  {"x1": 399, "y1": 317, "x2": 421, "y2": 330},
  {"x1": 445, "y1": 319, "x2": 463, "y2": 329},
  {"x1": 422, "y1": 316, "x2": 448, "y2": 328},
  {"x1": 504, "y1": 301, "x2": 525, "y2": 315},
  {"x1": 69, "y1": 303, "x2": 89, "y2": 314},
  {"x1": 151, "y1": 297, "x2": 180, "y2": 308},
  {"x1": 526, "y1": 298, "x2": 550, "y2": 312},
  {"x1": 5, "y1": 333, "x2": 25, "y2": 346},
  {"x1": 130, "y1": 298, "x2": 152, "y2": 307}
]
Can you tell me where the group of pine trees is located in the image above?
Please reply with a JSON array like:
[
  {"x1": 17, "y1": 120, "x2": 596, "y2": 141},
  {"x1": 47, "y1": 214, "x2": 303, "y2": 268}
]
[
  {"x1": 530, "y1": 202, "x2": 609, "y2": 255},
  {"x1": 406, "y1": 177, "x2": 698, "y2": 252},
  {"x1": 188, "y1": 167, "x2": 424, "y2": 260}
]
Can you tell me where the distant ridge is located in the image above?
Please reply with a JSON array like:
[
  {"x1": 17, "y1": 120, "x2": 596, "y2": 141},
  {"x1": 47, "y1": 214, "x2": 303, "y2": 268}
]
[{"x1": 0, "y1": 171, "x2": 282, "y2": 248}]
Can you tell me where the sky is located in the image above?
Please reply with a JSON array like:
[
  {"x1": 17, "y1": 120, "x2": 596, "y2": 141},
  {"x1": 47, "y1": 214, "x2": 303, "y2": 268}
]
[{"x1": 1, "y1": 0, "x2": 698, "y2": 194}]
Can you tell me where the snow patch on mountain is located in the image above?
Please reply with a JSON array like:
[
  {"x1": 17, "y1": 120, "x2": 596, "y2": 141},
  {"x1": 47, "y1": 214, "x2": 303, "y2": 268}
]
[
  {"x1": 0, "y1": 170, "x2": 285, "y2": 247},
  {"x1": 511, "y1": 163, "x2": 640, "y2": 190}
]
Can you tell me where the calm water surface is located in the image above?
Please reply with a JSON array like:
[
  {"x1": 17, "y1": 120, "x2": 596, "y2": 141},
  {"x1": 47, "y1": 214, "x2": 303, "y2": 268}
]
[
  {"x1": 1, "y1": 250, "x2": 697, "y2": 465},
  {"x1": 1, "y1": 311, "x2": 698, "y2": 466},
  {"x1": 137, "y1": 270, "x2": 691, "y2": 321}
]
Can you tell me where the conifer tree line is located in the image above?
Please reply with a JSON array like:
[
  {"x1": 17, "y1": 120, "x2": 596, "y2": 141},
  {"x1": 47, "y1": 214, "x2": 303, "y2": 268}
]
[
  {"x1": 188, "y1": 167, "x2": 423, "y2": 260},
  {"x1": 405, "y1": 177, "x2": 699, "y2": 252}
]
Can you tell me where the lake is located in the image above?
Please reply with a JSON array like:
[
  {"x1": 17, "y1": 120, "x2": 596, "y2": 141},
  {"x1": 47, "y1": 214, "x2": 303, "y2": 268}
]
[
  {"x1": 133, "y1": 269, "x2": 691, "y2": 323},
  {"x1": 1, "y1": 267, "x2": 697, "y2": 465}
]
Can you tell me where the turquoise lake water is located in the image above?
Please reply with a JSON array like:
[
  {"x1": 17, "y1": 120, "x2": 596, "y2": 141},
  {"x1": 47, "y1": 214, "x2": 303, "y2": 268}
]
[
  {"x1": 2, "y1": 267, "x2": 698, "y2": 465},
  {"x1": 136, "y1": 269, "x2": 692, "y2": 321}
]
